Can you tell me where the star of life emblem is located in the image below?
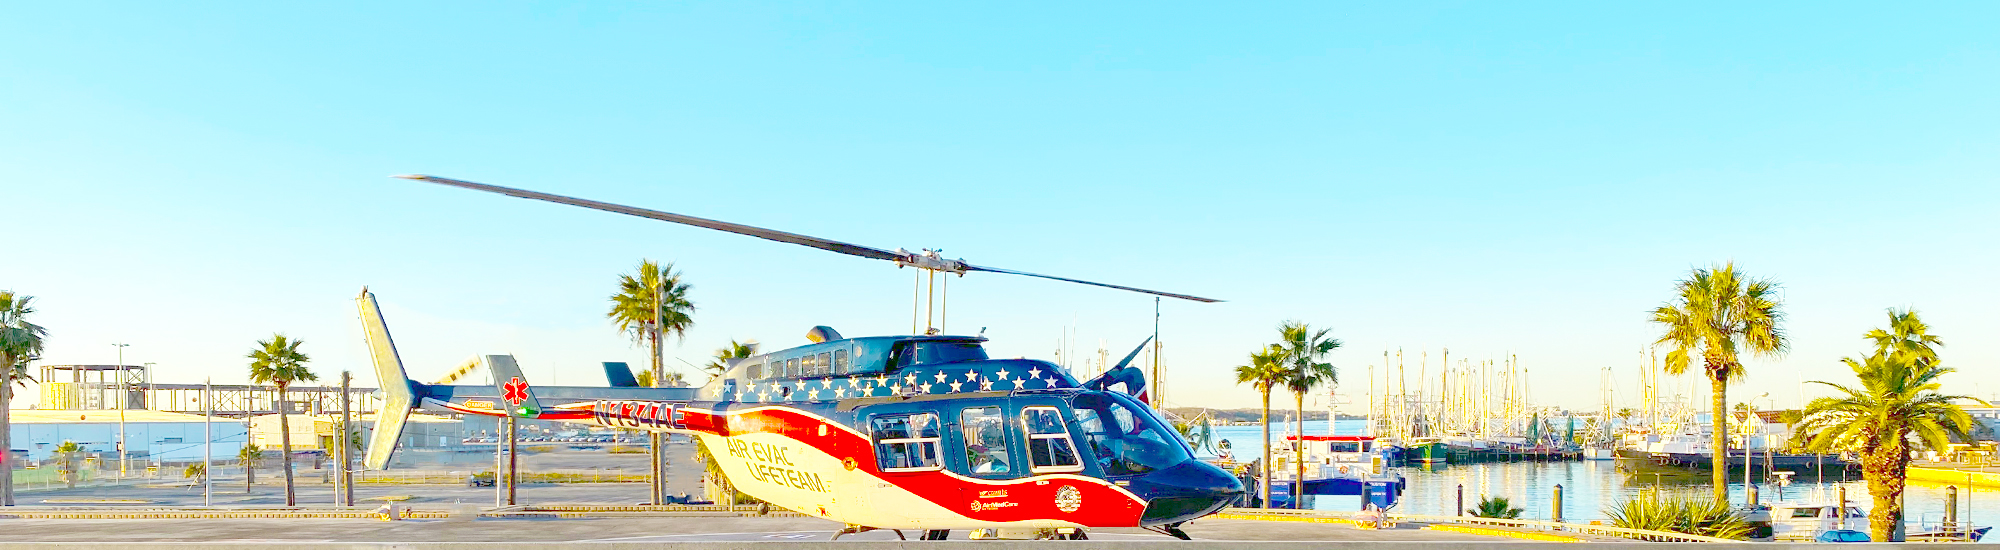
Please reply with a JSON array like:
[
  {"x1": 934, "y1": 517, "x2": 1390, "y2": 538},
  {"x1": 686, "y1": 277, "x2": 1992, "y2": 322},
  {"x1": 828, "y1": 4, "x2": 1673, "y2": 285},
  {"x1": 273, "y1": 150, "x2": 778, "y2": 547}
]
[{"x1": 502, "y1": 377, "x2": 530, "y2": 406}]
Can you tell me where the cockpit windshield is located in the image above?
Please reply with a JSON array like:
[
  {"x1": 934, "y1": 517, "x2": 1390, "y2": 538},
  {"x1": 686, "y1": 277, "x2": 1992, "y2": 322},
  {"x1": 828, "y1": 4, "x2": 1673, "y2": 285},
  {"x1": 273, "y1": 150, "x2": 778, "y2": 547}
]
[
  {"x1": 1072, "y1": 391, "x2": 1193, "y2": 476},
  {"x1": 909, "y1": 341, "x2": 988, "y2": 366}
]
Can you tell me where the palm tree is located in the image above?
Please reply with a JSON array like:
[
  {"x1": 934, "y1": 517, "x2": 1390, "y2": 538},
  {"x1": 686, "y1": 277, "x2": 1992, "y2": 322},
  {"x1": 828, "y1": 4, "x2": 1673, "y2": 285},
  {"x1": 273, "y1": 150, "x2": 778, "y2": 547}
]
[
  {"x1": 239, "y1": 443, "x2": 262, "y2": 493},
  {"x1": 0, "y1": 291, "x2": 48, "y2": 506},
  {"x1": 184, "y1": 463, "x2": 207, "y2": 485},
  {"x1": 1867, "y1": 308, "x2": 1942, "y2": 368},
  {"x1": 1650, "y1": 262, "x2": 1786, "y2": 500},
  {"x1": 247, "y1": 335, "x2": 314, "y2": 506},
  {"x1": 607, "y1": 259, "x2": 695, "y2": 505},
  {"x1": 1792, "y1": 310, "x2": 1983, "y2": 542},
  {"x1": 51, "y1": 442, "x2": 85, "y2": 490},
  {"x1": 607, "y1": 259, "x2": 697, "y2": 385},
  {"x1": 1469, "y1": 495, "x2": 1524, "y2": 519},
  {"x1": 706, "y1": 340, "x2": 757, "y2": 381},
  {"x1": 1276, "y1": 321, "x2": 1340, "y2": 509},
  {"x1": 1234, "y1": 344, "x2": 1288, "y2": 508}
]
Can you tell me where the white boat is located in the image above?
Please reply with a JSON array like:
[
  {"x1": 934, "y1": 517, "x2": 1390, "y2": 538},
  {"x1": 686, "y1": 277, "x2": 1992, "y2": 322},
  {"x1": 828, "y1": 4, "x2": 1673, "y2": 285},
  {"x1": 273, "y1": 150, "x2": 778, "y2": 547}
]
[{"x1": 1752, "y1": 501, "x2": 1867, "y2": 542}]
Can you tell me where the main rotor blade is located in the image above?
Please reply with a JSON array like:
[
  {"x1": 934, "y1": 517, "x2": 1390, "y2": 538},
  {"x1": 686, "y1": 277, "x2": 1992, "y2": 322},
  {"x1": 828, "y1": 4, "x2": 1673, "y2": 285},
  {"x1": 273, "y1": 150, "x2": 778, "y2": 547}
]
[
  {"x1": 396, "y1": 174, "x2": 906, "y2": 262},
  {"x1": 398, "y1": 174, "x2": 1222, "y2": 303},
  {"x1": 963, "y1": 264, "x2": 1223, "y2": 303}
]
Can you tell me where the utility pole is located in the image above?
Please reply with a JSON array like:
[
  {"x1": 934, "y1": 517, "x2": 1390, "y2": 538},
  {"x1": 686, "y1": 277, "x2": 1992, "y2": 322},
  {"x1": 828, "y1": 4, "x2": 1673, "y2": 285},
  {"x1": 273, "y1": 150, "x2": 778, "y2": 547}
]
[
  {"x1": 505, "y1": 415, "x2": 517, "y2": 506},
  {"x1": 204, "y1": 377, "x2": 212, "y2": 506},
  {"x1": 340, "y1": 371, "x2": 354, "y2": 507},
  {"x1": 112, "y1": 343, "x2": 130, "y2": 478},
  {"x1": 1151, "y1": 297, "x2": 1161, "y2": 406},
  {"x1": 649, "y1": 280, "x2": 665, "y2": 506}
]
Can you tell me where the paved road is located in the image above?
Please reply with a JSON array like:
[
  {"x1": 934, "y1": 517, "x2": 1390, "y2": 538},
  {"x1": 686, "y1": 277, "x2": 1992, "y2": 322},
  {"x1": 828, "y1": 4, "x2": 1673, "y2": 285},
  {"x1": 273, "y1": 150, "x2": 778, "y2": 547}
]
[{"x1": 21, "y1": 445, "x2": 706, "y2": 507}]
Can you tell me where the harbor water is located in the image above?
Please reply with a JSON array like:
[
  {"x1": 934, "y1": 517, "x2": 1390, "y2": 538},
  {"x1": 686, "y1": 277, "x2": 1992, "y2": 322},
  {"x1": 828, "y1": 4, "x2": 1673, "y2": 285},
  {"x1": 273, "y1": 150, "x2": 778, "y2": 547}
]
[{"x1": 1207, "y1": 420, "x2": 2000, "y2": 534}]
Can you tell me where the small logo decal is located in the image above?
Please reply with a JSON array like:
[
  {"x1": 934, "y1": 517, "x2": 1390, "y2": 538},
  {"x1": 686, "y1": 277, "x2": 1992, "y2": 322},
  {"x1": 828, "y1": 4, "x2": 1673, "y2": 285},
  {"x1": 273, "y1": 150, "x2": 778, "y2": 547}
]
[
  {"x1": 1054, "y1": 485, "x2": 1082, "y2": 513},
  {"x1": 842, "y1": 457, "x2": 857, "y2": 471}
]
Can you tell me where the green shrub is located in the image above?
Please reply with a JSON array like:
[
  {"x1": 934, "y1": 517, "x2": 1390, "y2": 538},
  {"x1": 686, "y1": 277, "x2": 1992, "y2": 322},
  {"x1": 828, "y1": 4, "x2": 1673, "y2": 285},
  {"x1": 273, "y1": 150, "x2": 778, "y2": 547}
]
[
  {"x1": 1469, "y1": 496, "x2": 1524, "y2": 519},
  {"x1": 1605, "y1": 490, "x2": 1752, "y2": 540}
]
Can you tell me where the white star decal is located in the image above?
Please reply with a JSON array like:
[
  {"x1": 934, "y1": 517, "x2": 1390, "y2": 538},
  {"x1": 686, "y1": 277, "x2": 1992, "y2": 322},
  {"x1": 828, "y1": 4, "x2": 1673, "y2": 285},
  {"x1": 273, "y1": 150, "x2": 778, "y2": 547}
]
[
  {"x1": 889, "y1": 384, "x2": 901, "y2": 395},
  {"x1": 980, "y1": 380, "x2": 994, "y2": 391},
  {"x1": 1044, "y1": 376, "x2": 1056, "y2": 387},
  {"x1": 934, "y1": 371, "x2": 948, "y2": 383},
  {"x1": 808, "y1": 388, "x2": 820, "y2": 400},
  {"x1": 949, "y1": 381, "x2": 964, "y2": 392},
  {"x1": 875, "y1": 374, "x2": 889, "y2": 385},
  {"x1": 966, "y1": 371, "x2": 981, "y2": 382},
  {"x1": 1027, "y1": 367, "x2": 1042, "y2": 380},
  {"x1": 996, "y1": 370, "x2": 1011, "y2": 381},
  {"x1": 904, "y1": 373, "x2": 919, "y2": 385},
  {"x1": 834, "y1": 387, "x2": 846, "y2": 398}
]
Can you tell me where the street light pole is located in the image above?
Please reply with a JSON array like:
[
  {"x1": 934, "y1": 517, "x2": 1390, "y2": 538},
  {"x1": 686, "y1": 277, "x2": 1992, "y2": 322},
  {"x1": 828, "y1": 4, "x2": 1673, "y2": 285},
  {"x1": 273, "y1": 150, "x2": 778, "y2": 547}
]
[
  {"x1": 650, "y1": 280, "x2": 664, "y2": 506},
  {"x1": 112, "y1": 343, "x2": 130, "y2": 478},
  {"x1": 204, "y1": 377, "x2": 212, "y2": 506}
]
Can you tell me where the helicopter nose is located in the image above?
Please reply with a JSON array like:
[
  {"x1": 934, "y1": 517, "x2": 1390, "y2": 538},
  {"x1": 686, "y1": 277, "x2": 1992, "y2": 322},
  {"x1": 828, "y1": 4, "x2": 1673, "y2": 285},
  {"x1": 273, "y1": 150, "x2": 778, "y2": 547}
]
[{"x1": 1138, "y1": 460, "x2": 1245, "y2": 525}]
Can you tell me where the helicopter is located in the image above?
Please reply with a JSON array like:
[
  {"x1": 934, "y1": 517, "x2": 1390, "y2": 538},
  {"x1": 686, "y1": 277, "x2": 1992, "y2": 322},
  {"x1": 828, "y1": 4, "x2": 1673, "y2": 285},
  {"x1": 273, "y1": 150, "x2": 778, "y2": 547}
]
[{"x1": 361, "y1": 176, "x2": 1243, "y2": 540}]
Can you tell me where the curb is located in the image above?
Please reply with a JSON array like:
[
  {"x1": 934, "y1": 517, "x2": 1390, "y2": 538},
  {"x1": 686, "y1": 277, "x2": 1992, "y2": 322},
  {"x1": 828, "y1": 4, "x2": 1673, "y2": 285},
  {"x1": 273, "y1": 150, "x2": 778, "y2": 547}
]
[{"x1": 1423, "y1": 524, "x2": 1584, "y2": 542}]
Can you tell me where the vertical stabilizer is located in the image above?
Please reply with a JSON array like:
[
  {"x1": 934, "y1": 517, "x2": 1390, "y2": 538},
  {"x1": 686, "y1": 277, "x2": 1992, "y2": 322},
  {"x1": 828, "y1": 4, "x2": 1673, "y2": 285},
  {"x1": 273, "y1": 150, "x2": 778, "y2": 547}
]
[
  {"x1": 602, "y1": 362, "x2": 639, "y2": 387},
  {"x1": 482, "y1": 354, "x2": 541, "y2": 417},
  {"x1": 357, "y1": 288, "x2": 417, "y2": 470}
]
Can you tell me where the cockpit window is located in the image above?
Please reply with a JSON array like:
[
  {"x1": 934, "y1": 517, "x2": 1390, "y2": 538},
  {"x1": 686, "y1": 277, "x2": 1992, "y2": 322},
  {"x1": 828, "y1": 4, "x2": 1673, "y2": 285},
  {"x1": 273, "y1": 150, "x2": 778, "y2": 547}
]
[
  {"x1": 1072, "y1": 392, "x2": 1192, "y2": 476},
  {"x1": 911, "y1": 341, "x2": 988, "y2": 366}
]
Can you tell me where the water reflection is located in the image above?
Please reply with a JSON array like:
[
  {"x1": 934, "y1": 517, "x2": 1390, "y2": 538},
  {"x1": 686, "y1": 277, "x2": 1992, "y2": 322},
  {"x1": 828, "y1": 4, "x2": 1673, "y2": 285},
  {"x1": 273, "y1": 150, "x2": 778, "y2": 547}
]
[{"x1": 1208, "y1": 421, "x2": 1999, "y2": 531}]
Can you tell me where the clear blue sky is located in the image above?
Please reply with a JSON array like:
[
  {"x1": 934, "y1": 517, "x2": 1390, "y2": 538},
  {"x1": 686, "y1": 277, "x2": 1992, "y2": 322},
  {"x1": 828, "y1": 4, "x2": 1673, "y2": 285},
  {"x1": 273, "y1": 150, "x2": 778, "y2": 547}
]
[{"x1": 4, "y1": 2, "x2": 1996, "y2": 412}]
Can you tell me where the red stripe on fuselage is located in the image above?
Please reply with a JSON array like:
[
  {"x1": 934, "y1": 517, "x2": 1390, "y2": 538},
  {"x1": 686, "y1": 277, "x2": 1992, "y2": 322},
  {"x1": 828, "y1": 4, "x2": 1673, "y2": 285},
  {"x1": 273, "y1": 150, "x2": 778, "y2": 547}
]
[{"x1": 680, "y1": 405, "x2": 1147, "y2": 527}]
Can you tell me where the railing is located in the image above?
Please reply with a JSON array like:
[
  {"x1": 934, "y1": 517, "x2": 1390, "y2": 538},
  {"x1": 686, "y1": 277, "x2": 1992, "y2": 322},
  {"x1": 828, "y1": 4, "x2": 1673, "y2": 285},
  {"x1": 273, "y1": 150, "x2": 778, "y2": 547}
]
[
  {"x1": 1218, "y1": 508, "x2": 1740, "y2": 543},
  {"x1": 351, "y1": 468, "x2": 648, "y2": 484}
]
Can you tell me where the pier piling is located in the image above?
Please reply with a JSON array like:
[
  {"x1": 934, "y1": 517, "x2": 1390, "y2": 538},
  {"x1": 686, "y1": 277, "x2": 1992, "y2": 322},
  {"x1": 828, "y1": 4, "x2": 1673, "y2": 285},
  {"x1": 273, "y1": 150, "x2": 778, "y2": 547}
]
[
  {"x1": 1947, "y1": 486, "x2": 1959, "y2": 528},
  {"x1": 1552, "y1": 484, "x2": 1564, "y2": 522}
]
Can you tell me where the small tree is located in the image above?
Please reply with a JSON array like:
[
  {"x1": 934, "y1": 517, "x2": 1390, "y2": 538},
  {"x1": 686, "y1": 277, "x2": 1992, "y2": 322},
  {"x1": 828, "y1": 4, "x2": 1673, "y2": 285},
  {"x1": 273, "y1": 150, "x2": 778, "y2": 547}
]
[
  {"x1": 1651, "y1": 263, "x2": 1787, "y2": 500},
  {"x1": 183, "y1": 462, "x2": 207, "y2": 485},
  {"x1": 1, "y1": 291, "x2": 50, "y2": 505},
  {"x1": 1469, "y1": 495, "x2": 1525, "y2": 519},
  {"x1": 1791, "y1": 309, "x2": 1983, "y2": 542},
  {"x1": 247, "y1": 334, "x2": 314, "y2": 506},
  {"x1": 52, "y1": 441, "x2": 83, "y2": 488},
  {"x1": 607, "y1": 259, "x2": 696, "y2": 505},
  {"x1": 705, "y1": 340, "x2": 757, "y2": 382},
  {"x1": 1233, "y1": 345, "x2": 1288, "y2": 508},
  {"x1": 1277, "y1": 321, "x2": 1340, "y2": 509},
  {"x1": 238, "y1": 443, "x2": 263, "y2": 493}
]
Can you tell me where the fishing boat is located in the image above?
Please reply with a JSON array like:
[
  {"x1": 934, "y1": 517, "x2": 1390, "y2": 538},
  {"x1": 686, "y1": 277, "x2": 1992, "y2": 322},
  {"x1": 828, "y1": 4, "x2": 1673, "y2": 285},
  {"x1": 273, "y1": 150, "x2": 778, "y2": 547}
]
[
  {"x1": 1266, "y1": 435, "x2": 1406, "y2": 510},
  {"x1": 1404, "y1": 437, "x2": 1448, "y2": 464}
]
